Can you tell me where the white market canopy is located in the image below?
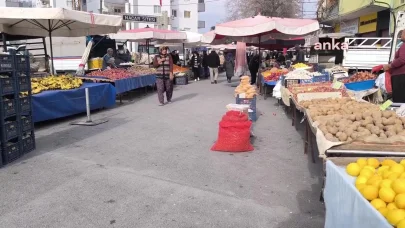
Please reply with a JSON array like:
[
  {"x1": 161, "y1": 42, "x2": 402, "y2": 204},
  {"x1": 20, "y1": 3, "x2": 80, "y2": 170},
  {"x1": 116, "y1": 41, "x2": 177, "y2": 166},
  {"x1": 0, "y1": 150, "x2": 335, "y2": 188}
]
[
  {"x1": 203, "y1": 15, "x2": 320, "y2": 44},
  {"x1": 109, "y1": 28, "x2": 187, "y2": 42},
  {"x1": 0, "y1": 7, "x2": 123, "y2": 37},
  {"x1": 153, "y1": 31, "x2": 205, "y2": 47}
]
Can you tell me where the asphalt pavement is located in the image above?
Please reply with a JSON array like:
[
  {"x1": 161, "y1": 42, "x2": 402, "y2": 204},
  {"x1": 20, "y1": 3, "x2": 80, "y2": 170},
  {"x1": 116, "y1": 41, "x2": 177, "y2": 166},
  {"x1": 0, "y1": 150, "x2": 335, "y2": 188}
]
[{"x1": 0, "y1": 74, "x2": 325, "y2": 228}]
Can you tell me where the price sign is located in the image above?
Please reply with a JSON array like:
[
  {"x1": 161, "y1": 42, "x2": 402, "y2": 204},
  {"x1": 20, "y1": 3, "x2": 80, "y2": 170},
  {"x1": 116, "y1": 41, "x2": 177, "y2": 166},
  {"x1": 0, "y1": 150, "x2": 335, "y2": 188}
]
[
  {"x1": 332, "y1": 81, "x2": 343, "y2": 89},
  {"x1": 380, "y1": 100, "x2": 393, "y2": 111}
]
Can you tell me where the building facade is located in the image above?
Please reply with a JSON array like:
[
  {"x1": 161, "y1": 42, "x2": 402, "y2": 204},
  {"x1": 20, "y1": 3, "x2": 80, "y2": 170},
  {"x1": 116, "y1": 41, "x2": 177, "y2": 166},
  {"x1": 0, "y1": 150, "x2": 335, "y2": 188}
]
[
  {"x1": 170, "y1": 0, "x2": 205, "y2": 32},
  {"x1": 317, "y1": 0, "x2": 393, "y2": 37}
]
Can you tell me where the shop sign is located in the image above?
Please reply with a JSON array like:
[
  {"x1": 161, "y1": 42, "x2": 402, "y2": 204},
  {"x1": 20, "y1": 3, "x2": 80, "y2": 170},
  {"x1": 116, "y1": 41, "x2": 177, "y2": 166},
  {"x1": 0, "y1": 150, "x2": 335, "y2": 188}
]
[
  {"x1": 334, "y1": 23, "x2": 340, "y2": 33},
  {"x1": 122, "y1": 14, "x2": 157, "y2": 23},
  {"x1": 340, "y1": 18, "x2": 359, "y2": 34},
  {"x1": 359, "y1": 13, "x2": 377, "y2": 34}
]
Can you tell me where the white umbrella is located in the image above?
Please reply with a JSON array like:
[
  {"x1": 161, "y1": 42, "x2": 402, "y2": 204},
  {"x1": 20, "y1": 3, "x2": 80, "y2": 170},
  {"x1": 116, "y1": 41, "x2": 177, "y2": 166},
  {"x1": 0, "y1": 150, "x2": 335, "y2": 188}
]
[
  {"x1": 0, "y1": 7, "x2": 122, "y2": 73},
  {"x1": 109, "y1": 27, "x2": 187, "y2": 66},
  {"x1": 0, "y1": 7, "x2": 122, "y2": 37}
]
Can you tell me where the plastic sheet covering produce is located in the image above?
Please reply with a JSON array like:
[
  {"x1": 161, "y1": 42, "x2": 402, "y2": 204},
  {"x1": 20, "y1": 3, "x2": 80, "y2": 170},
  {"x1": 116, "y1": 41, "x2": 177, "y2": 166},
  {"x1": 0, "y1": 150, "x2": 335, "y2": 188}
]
[
  {"x1": 324, "y1": 160, "x2": 391, "y2": 228},
  {"x1": 235, "y1": 42, "x2": 247, "y2": 77},
  {"x1": 32, "y1": 83, "x2": 116, "y2": 122}
]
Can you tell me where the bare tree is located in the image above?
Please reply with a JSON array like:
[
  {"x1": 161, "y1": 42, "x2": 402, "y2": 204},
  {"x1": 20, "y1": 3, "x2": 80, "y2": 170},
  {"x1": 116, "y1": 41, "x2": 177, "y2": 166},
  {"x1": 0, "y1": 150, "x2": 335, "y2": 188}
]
[{"x1": 226, "y1": 0, "x2": 303, "y2": 21}]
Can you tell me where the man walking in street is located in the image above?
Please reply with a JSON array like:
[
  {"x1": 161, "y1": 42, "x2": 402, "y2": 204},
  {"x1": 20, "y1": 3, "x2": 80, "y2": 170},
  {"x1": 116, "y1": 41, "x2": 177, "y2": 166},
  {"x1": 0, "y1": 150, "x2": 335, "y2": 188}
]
[{"x1": 206, "y1": 50, "x2": 220, "y2": 84}]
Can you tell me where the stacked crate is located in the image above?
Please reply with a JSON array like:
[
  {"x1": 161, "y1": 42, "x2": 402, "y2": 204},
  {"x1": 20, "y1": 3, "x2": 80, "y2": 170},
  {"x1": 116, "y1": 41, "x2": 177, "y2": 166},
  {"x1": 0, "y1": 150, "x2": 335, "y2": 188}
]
[
  {"x1": 236, "y1": 95, "x2": 257, "y2": 122},
  {"x1": 0, "y1": 50, "x2": 35, "y2": 166}
]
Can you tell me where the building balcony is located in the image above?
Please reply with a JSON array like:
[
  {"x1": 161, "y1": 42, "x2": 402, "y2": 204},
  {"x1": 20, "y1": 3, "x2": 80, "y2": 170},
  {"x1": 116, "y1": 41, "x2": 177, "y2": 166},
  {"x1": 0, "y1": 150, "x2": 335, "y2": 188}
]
[{"x1": 198, "y1": 20, "x2": 205, "y2": 29}]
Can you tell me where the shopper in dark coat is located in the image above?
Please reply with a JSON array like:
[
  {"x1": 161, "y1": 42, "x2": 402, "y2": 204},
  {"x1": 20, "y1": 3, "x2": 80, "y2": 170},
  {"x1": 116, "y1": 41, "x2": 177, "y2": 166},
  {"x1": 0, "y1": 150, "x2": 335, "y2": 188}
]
[
  {"x1": 206, "y1": 50, "x2": 220, "y2": 84},
  {"x1": 202, "y1": 50, "x2": 209, "y2": 79},
  {"x1": 190, "y1": 51, "x2": 201, "y2": 81},
  {"x1": 223, "y1": 52, "x2": 235, "y2": 83},
  {"x1": 249, "y1": 54, "x2": 260, "y2": 85},
  {"x1": 295, "y1": 45, "x2": 305, "y2": 63}
]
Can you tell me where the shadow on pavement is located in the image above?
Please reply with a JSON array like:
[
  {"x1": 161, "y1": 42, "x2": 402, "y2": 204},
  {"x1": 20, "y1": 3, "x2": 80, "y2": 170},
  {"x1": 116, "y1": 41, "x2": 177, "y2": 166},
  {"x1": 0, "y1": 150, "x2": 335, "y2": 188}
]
[
  {"x1": 21, "y1": 117, "x2": 130, "y2": 162},
  {"x1": 172, "y1": 93, "x2": 198, "y2": 102}
]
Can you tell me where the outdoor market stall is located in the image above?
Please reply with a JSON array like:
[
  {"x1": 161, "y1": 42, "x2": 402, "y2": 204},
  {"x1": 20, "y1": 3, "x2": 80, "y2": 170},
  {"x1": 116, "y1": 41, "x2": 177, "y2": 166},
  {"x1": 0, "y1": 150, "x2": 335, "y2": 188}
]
[{"x1": 0, "y1": 7, "x2": 124, "y2": 122}]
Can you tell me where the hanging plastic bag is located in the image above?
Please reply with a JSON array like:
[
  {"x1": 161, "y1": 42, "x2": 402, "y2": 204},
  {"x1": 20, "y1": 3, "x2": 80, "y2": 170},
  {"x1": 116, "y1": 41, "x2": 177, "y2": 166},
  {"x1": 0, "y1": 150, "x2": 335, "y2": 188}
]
[{"x1": 272, "y1": 80, "x2": 282, "y2": 99}]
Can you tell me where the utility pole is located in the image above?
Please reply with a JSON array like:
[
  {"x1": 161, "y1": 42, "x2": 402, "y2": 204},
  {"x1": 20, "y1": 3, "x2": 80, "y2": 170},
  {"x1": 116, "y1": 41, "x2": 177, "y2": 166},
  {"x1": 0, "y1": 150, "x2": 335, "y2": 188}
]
[
  {"x1": 99, "y1": 0, "x2": 102, "y2": 13},
  {"x1": 302, "y1": 0, "x2": 304, "y2": 19}
]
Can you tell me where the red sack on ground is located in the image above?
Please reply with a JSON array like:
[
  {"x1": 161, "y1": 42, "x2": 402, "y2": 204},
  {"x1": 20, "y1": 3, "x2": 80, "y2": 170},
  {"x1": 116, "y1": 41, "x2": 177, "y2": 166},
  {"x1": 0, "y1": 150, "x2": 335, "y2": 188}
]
[
  {"x1": 211, "y1": 118, "x2": 254, "y2": 152},
  {"x1": 222, "y1": 113, "x2": 248, "y2": 122}
]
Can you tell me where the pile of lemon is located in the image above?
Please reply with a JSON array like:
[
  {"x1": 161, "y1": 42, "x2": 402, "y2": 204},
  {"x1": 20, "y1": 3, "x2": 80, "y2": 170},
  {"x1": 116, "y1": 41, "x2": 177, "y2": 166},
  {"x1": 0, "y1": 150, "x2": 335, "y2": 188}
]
[
  {"x1": 346, "y1": 158, "x2": 405, "y2": 227},
  {"x1": 292, "y1": 63, "x2": 309, "y2": 69}
]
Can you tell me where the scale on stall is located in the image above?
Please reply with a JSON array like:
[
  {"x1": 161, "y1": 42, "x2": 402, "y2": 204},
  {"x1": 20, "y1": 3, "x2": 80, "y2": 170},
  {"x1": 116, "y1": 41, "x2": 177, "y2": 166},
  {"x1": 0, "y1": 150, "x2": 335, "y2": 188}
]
[
  {"x1": 70, "y1": 88, "x2": 109, "y2": 126},
  {"x1": 330, "y1": 71, "x2": 348, "y2": 82}
]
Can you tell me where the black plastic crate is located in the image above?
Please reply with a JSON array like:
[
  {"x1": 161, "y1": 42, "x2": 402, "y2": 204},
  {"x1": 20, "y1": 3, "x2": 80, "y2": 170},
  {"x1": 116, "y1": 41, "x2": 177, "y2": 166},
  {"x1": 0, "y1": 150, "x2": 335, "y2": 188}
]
[
  {"x1": 2, "y1": 98, "x2": 16, "y2": 117},
  {"x1": 17, "y1": 75, "x2": 30, "y2": 91},
  {"x1": 175, "y1": 76, "x2": 188, "y2": 85},
  {"x1": 19, "y1": 96, "x2": 31, "y2": 113},
  {"x1": 21, "y1": 116, "x2": 32, "y2": 132},
  {"x1": 3, "y1": 121, "x2": 18, "y2": 140},
  {"x1": 2, "y1": 141, "x2": 21, "y2": 164},
  {"x1": 22, "y1": 133, "x2": 34, "y2": 154},
  {"x1": 0, "y1": 54, "x2": 14, "y2": 72},
  {"x1": 15, "y1": 55, "x2": 28, "y2": 71},
  {"x1": 0, "y1": 77, "x2": 15, "y2": 95}
]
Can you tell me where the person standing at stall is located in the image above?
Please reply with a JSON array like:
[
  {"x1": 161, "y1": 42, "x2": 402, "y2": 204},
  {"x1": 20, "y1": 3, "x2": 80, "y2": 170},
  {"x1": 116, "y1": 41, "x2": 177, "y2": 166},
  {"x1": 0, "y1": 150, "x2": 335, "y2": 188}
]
[
  {"x1": 295, "y1": 45, "x2": 305, "y2": 63},
  {"x1": 153, "y1": 46, "x2": 174, "y2": 106},
  {"x1": 223, "y1": 52, "x2": 235, "y2": 83},
  {"x1": 249, "y1": 53, "x2": 260, "y2": 85},
  {"x1": 206, "y1": 50, "x2": 220, "y2": 84},
  {"x1": 102, "y1": 48, "x2": 116, "y2": 70},
  {"x1": 384, "y1": 30, "x2": 405, "y2": 102},
  {"x1": 190, "y1": 51, "x2": 201, "y2": 81}
]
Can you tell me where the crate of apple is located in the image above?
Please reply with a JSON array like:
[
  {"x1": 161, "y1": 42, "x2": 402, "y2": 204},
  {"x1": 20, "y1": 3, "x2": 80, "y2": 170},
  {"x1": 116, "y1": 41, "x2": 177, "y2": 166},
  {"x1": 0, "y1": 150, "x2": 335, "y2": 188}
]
[{"x1": 86, "y1": 69, "x2": 135, "y2": 80}]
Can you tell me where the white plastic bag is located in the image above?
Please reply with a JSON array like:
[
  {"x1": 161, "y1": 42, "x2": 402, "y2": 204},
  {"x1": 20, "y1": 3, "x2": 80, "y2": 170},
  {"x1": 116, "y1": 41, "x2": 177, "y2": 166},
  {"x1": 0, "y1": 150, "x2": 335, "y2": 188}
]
[
  {"x1": 375, "y1": 72, "x2": 386, "y2": 93},
  {"x1": 273, "y1": 80, "x2": 282, "y2": 99}
]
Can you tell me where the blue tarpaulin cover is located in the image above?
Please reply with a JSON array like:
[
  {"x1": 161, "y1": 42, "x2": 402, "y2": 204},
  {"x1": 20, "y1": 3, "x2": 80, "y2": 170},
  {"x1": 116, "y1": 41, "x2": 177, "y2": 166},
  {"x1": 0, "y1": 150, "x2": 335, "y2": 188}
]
[
  {"x1": 113, "y1": 74, "x2": 156, "y2": 94},
  {"x1": 32, "y1": 83, "x2": 116, "y2": 122},
  {"x1": 324, "y1": 160, "x2": 391, "y2": 228}
]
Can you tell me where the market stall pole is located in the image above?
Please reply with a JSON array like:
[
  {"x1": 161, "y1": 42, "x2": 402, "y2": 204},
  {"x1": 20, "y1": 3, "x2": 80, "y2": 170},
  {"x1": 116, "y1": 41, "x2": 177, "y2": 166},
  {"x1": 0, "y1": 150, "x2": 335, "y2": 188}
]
[
  {"x1": 70, "y1": 87, "x2": 109, "y2": 126},
  {"x1": 0, "y1": 7, "x2": 123, "y2": 74}
]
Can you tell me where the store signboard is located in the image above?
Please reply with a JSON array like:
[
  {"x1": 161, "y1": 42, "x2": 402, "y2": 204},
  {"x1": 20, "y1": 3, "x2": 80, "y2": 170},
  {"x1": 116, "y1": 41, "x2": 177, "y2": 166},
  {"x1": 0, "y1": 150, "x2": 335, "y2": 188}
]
[
  {"x1": 334, "y1": 23, "x2": 340, "y2": 33},
  {"x1": 122, "y1": 14, "x2": 157, "y2": 23},
  {"x1": 359, "y1": 13, "x2": 377, "y2": 34},
  {"x1": 340, "y1": 18, "x2": 359, "y2": 34}
]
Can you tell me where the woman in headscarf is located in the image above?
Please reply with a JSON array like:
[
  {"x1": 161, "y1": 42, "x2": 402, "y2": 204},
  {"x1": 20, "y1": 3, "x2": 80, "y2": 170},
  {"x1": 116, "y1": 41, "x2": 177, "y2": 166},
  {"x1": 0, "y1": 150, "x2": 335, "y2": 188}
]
[
  {"x1": 153, "y1": 46, "x2": 174, "y2": 106},
  {"x1": 223, "y1": 52, "x2": 235, "y2": 83}
]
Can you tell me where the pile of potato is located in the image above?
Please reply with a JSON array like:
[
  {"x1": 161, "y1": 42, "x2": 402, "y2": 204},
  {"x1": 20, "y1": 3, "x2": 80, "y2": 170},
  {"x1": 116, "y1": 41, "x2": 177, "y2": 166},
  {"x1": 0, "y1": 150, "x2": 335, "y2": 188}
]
[
  {"x1": 234, "y1": 76, "x2": 257, "y2": 98},
  {"x1": 301, "y1": 98, "x2": 405, "y2": 143}
]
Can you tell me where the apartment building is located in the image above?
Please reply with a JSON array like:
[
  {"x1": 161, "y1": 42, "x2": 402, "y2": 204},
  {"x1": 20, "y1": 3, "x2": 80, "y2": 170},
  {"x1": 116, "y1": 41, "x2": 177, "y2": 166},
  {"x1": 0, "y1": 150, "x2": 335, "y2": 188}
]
[{"x1": 170, "y1": 0, "x2": 205, "y2": 32}]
